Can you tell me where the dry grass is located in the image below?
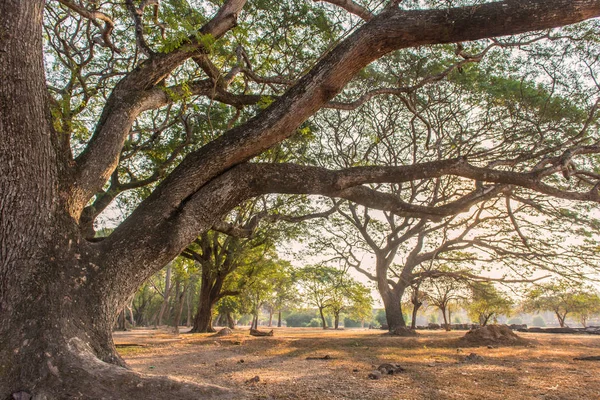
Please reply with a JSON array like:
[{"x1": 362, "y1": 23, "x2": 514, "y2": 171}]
[{"x1": 114, "y1": 327, "x2": 600, "y2": 400}]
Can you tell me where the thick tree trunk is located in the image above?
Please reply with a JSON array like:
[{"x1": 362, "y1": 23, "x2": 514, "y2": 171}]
[
  {"x1": 191, "y1": 283, "x2": 216, "y2": 333},
  {"x1": 334, "y1": 312, "x2": 340, "y2": 329},
  {"x1": 277, "y1": 311, "x2": 282, "y2": 327},
  {"x1": 380, "y1": 288, "x2": 406, "y2": 330},
  {"x1": 375, "y1": 255, "x2": 406, "y2": 330}
]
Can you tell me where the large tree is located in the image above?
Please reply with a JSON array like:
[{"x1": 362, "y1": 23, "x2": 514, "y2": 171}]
[{"x1": 2, "y1": 1, "x2": 600, "y2": 398}]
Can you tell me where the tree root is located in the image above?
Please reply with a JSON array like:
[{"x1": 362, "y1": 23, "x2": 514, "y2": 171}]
[{"x1": 11, "y1": 338, "x2": 243, "y2": 400}]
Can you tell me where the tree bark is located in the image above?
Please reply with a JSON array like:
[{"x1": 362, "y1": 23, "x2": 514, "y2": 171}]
[
  {"x1": 380, "y1": 289, "x2": 406, "y2": 330},
  {"x1": 277, "y1": 311, "x2": 282, "y2": 327},
  {"x1": 191, "y1": 275, "x2": 217, "y2": 333}
]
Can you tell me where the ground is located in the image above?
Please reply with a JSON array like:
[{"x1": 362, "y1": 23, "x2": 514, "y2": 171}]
[{"x1": 114, "y1": 327, "x2": 600, "y2": 400}]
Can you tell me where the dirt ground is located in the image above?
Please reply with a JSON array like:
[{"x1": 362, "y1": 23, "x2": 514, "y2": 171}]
[{"x1": 114, "y1": 327, "x2": 600, "y2": 400}]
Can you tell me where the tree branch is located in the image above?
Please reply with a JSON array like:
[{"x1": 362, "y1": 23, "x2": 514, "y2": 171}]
[{"x1": 55, "y1": 0, "x2": 122, "y2": 53}]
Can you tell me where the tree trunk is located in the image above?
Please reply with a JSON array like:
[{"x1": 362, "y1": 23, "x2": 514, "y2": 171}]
[
  {"x1": 376, "y1": 255, "x2": 406, "y2": 330},
  {"x1": 410, "y1": 284, "x2": 422, "y2": 329},
  {"x1": 277, "y1": 311, "x2": 282, "y2": 327},
  {"x1": 157, "y1": 264, "x2": 173, "y2": 327},
  {"x1": 411, "y1": 302, "x2": 421, "y2": 329},
  {"x1": 334, "y1": 312, "x2": 340, "y2": 329},
  {"x1": 127, "y1": 301, "x2": 136, "y2": 327},
  {"x1": 556, "y1": 311, "x2": 567, "y2": 327},
  {"x1": 186, "y1": 286, "x2": 193, "y2": 327},
  {"x1": 226, "y1": 312, "x2": 235, "y2": 329},
  {"x1": 116, "y1": 309, "x2": 127, "y2": 331},
  {"x1": 380, "y1": 287, "x2": 406, "y2": 330},
  {"x1": 440, "y1": 307, "x2": 450, "y2": 331},
  {"x1": 191, "y1": 277, "x2": 216, "y2": 332},
  {"x1": 268, "y1": 308, "x2": 273, "y2": 327},
  {"x1": 172, "y1": 284, "x2": 187, "y2": 334},
  {"x1": 481, "y1": 314, "x2": 491, "y2": 327},
  {"x1": 319, "y1": 307, "x2": 328, "y2": 329}
]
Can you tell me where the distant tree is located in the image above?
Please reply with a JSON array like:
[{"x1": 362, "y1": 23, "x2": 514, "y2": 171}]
[
  {"x1": 285, "y1": 311, "x2": 317, "y2": 328},
  {"x1": 573, "y1": 292, "x2": 600, "y2": 327},
  {"x1": 466, "y1": 282, "x2": 513, "y2": 326},
  {"x1": 264, "y1": 263, "x2": 299, "y2": 327},
  {"x1": 239, "y1": 258, "x2": 291, "y2": 329},
  {"x1": 531, "y1": 316, "x2": 546, "y2": 327},
  {"x1": 507, "y1": 317, "x2": 523, "y2": 325},
  {"x1": 328, "y1": 274, "x2": 372, "y2": 329},
  {"x1": 423, "y1": 273, "x2": 466, "y2": 331},
  {"x1": 375, "y1": 309, "x2": 387, "y2": 328},
  {"x1": 522, "y1": 282, "x2": 593, "y2": 327},
  {"x1": 296, "y1": 265, "x2": 371, "y2": 329}
]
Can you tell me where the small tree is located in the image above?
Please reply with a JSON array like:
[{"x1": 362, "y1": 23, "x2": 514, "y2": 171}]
[
  {"x1": 466, "y1": 282, "x2": 513, "y2": 326},
  {"x1": 424, "y1": 275, "x2": 465, "y2": 331},
  {"x1": 297, "y1": 265, "x2": 372, "y2": 329},
  {"x1": 296, "y1": 266, "x2": 336, "y2": 329},
  {"x1": 573, "y1": 292, "x2": 600, "y2": 327},
  {"x1": 522, "y1": 282, "x2": 593, "y2": 327}
]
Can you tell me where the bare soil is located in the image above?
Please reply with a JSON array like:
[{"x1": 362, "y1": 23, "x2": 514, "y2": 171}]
[{"x1": 114, "y1": 327, "x2": 600, "y2": 400}]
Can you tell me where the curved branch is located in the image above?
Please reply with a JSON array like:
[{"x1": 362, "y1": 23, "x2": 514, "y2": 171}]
[
  {"x1": 71, "y1": 0, "x2": 247, "y2": 214},
  {"x1": 93, "y1": 0, "x2": 600, "y2": 291},
  {"x1": 313, "y1": 0, "x2": 374, "y2": 21},
  {"x1": 55, "y1": 0, "x2": 121, "y2": 53}
]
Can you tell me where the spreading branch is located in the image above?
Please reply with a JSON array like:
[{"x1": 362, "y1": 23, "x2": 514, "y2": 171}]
[{"x1": 313, "y1": 0, "x2": 374, "y2": 21}]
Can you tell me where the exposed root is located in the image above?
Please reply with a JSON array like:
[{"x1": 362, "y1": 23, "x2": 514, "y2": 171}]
[{"x1": 15, "y1": 338, "x2": 243, "y2": 400}]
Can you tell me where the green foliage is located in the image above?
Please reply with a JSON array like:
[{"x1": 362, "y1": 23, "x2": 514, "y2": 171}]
[
  {"x1": 522, "y1": 281, "x2": 600, "y2": 327},
  {"x1": 343, "y1": 317, "x2": 363, "y2": 328},
  {"x1": 531, "y1": 316, "x2": 546, "y2": 327},
  {"x1": 466, "y1": 282, "x2": 513, "y2": 326},
  {"x1": 285, "y1": 310, "x2": 317, "y2": 327},
  {"x1": 375, "y1": 309, "x2": 387, "y2": 327},
  {"x1": 296, "y1": 265, "x2": 372, "y2": 328}
]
